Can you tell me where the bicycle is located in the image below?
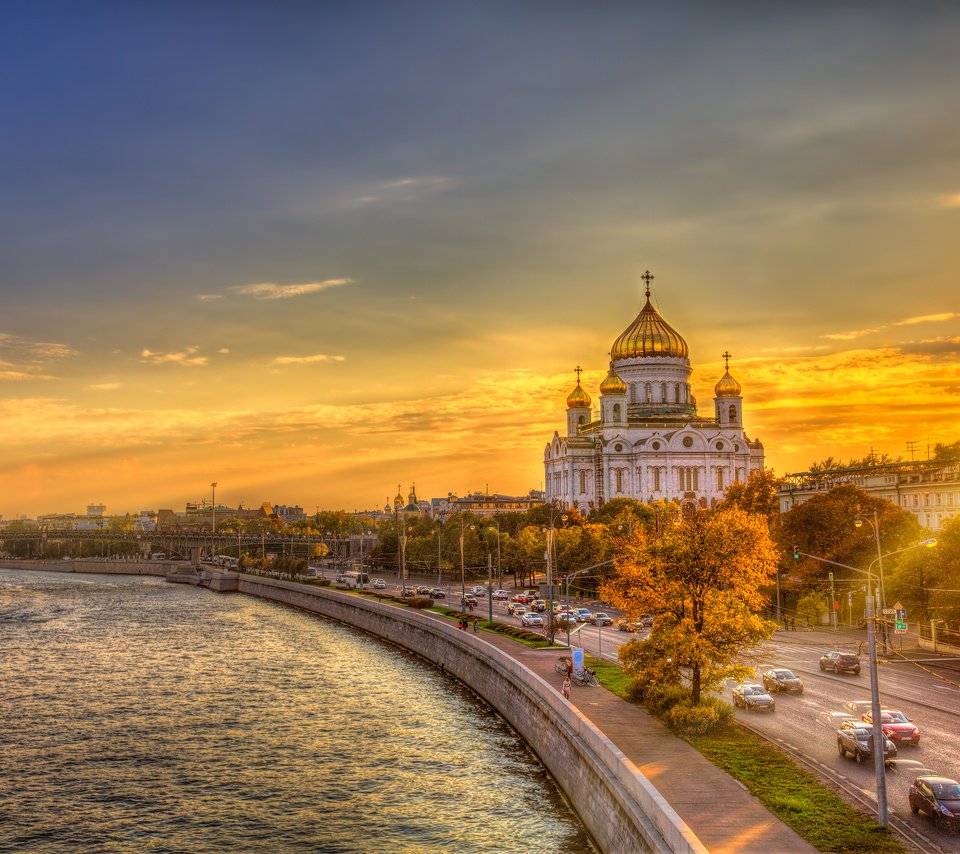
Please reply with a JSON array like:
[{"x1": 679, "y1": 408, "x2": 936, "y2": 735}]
[
  {"x1": 572, "y1": 667, "x2": 599, "y2": 687},
  {"x1": 555, "y1": 657, "x2": 572, "y2": 676}
]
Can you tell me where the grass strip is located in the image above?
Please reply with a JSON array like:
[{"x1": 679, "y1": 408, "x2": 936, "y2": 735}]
[{"x1": 585, "y1": 656, "x2": 904, "y2": 854}]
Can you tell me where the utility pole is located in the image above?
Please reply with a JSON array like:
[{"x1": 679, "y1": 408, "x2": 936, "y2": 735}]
[
  {"x1": 829, "y1": 572, "x2": 837, "y2": 629},
  {"x1": 487, "y1": 552, "x2": 493, "y2": 624}
]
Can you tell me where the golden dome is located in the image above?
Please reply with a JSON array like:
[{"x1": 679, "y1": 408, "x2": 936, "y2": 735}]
[
  {"x1": 393, "y1": 485, "x2": 404, "y2": 508},
  {"x1": 566, "y1": 380, "x2": 592, "y2": 410},
  {"x1": 714, "y1": 370, "x2": 742, "y2": 397},
  {"x1": 611, "y1": 295, "x2": 688, "y2": 361},
  {"x1": 599, "y1": 365, "x2": 627, "y2": 396}
]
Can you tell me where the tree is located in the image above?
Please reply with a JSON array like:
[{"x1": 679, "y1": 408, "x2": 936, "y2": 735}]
[
  {"x1": 602, "y1": 506, "x2": 779, "y2": 704},
  {"x1": 721, "y1": 469, "x2": 782, "y2": 528}
]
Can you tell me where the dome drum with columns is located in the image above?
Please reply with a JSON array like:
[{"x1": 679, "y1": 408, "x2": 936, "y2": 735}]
[{"x1": 546, "y1": 272, "x2": 764, "y2": 511}]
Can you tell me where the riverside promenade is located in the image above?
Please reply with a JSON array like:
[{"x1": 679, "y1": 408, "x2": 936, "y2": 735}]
[{"x1": 468, "y1": 625, "x2": 817, "y2": 854}]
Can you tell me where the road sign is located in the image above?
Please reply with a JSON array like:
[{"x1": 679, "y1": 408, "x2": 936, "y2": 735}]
[
  {"x1": 882, "y1": 608, "x2": 896, "y2": 614},
  {"x1": 895, "y1": 625, "x2": 908, "y2": 635}
]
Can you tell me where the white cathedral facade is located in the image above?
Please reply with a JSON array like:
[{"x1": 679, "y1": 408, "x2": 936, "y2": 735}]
[{"x1": 544, "y1": 272, "x2": 764, "y2": 512}]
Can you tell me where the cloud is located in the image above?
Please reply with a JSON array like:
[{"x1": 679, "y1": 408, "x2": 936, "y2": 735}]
[
  {"x1": 196, "y1": 293, "x2": 223, "y2": 302},
  {"x1": 940, "y1": 193, "x2": 960, "y2": 208},
  {"x1": 348, "y1": 176, "x2": 453, "y2": 208},
  {"x1": 229, "y1": 279, "x2": 354, "y2": 300},
  {"x1": 893, "y1": 312, "x2": 959, "y2": 326},
  {"x1": 820, "y1": 327, "x2": 883, "y2": 341},
  {"x1": 273, "y1": 354, "x2": 346, "y2": 365},
  {"x1": 0, "y1": 332, "x2": 74, "y2": 380},
  {"x1": 0, "y1": 370, "x2": 57, "y2": 381},
  {"x1": 87, "y1": 382, "x2": 121, "y2": 391},
  {"x1": 140, "y1": 347, "x2": 208, "y2": 367},
  {"x1": 218, "y1": 348, "x2": 231, "y2": 355}
]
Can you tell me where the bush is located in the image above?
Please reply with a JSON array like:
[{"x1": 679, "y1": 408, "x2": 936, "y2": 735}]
[
  {"x1": 408, "y1": 597, "x2": 433, "y2": 609},
  {"x1": 669, "y1": 702, "x2": 722, "y2": 735},
  {"x1": 643, "y1": 685, "x2": 691, "y2": 717},
  {"x1": 312, "y1": 578, "x2": 331, "y2": 587}
]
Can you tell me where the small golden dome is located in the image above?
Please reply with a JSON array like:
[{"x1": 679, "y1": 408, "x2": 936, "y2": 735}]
[
  {"x1": 566, "y1": 380, "x2": 592, "y2": 410},
  {"x1": 393, "y1": 486, "x2": 404, "y2": 508},
  {"x1": 599, "y1": 365, "x2": 627, "y2": 396},
  {"x1": 714, "y1": 370, "x2": 742, "y2": 397},
  {"x1": 611, "y1": 295, "x2": 688, "y2": 361}
]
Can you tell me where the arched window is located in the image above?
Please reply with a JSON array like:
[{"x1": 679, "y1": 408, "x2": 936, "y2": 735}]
[
  {"x1": 613, "y1": 403, "x2": 621, "y2": 420},
  {"x1": 675, "y1": 383, "x2": 680, "y2": 403},
  {"x1": 693, "y1": 468, "x2": 699, "y2": 490},
  {"x1": 717, "y1": 468, "x2": 723, "y2": 491},
  {"x1": 615, "y1": 469, "x2": 624, "y2": 493},
  {"x1": 630, "y1": 383, "x2": 637, "y2": 404},
  {"x1": 645, "y1": 383, "x2": 653, "y2": 404},
  {"x1": 653, "y1": 468, "x2": 661, "y2": 492},
  {"x1": 728, "y1": 404, "x2": 737, "y2": 423},
  {"x1": 660, "y1": 382, "x2": 667, "y2": 402},
  {"x1": 578, "y1": 415, "x2": 585, "y2": 425},
  {"x1": 579, "y1": 470, "x2": 587, "y2": 494}
]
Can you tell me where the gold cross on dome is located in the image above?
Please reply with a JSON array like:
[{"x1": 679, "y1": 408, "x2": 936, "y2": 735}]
[
  {"x1": 575, "y1": 365, "x2": 583, "y2": 383},
  {"x1": 641, "y1": 270, "x2": 654, "y2": 298},
  {"x1": 722, "y1": 351, "x2": 731, "y2": 371}
]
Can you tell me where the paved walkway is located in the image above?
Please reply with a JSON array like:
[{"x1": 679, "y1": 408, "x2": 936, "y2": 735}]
[{"x1": 475, "y1": 629, "x2": 817, "y2": 854}]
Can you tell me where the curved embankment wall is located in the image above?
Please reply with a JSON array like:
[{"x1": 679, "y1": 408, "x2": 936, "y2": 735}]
[{"x1": 238, "y1": 575, "x2": 706, "y2": 854}]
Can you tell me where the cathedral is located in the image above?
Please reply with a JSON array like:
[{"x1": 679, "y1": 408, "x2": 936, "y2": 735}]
[{"x1": 544, "y1": 272, "x2": 764, "y2": 512}]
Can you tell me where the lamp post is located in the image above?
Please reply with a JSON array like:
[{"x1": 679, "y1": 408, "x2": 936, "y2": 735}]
[
  {"x1": 211, "y1": 482, "x2": 217, "y2": 534},
  {"x1": 855, "y1": 511, "x2": 888, "y2": 651},
  {"x1": 794, "y1": 537, "x2": 936, "y2": 828}
]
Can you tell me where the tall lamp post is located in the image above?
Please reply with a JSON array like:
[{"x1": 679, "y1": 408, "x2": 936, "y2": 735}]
[
  {"x1": 211, "y1": 482, "x2": 218, "y2": 534},
  {"x1": 794, "y1": 537, "x2": 936, "y2": 828},
  {"x1": 855, "y1": 511, "x2": 888, "y2": 651}
]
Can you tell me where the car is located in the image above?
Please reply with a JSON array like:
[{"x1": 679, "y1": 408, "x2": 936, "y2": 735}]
[
  {"x1": 471, "y1": 585, "x2": 485, "y2": 596},
  {"x1": 507, "y1": 602, "x2": 527, "y2": 616},
  {"x1": 520, "y1": 612, "x2": 543, "y2": 628},
  {"x1": 492, "y1": 589, "x2": 510, "y2": 600},
  {"x1": 512, "y1": 593, "x2": 534, "y2": 604},
  {"x1": 372, "y1": 578, "x2": 386, "y2": 590},
  {"x1": 531, "y1": 599, "x2": 547, "y2": 612},
  {"x1": 335, "y1": 574, "x2": 346, "y2": 583},
  {"x1": 819, "y1": 651, "x2": 861, "y2": 675},
  {"x1": 617, "y1": 618, "x2": 642, "y2": 632},
  {"x1": 836, "y1": 722, "x2": 897, "y2": 764},
  {"x1": 461, "y1": 594, "x2": 478, "y2": 607},
  {"x1": 399, "y1": 587, "x2": 417, "y2": 597},
  {"x1": 638, "y1": 613, "x2": 654, "y2": 628},
  {"x1": 761, "y1": 668, "x2": 804, "y2": 694},
  {"x1": 588, "y1": 612, "x2": 612, "y2": 626},
  {"x1": 555, "y1": 613, "x2": 578, "y2": 629},
  {"x1": 416, "y1": 585, "x2": 431, "y2": 595},
  {"x1": 428, "y1": 588, "x2": 446, "y2": 599},
  {"x1": 862, "y1": 709, "x2": 920, "y2": 745},
  {"x1": 574, "y1": 608, "x2": 592, "y2": 623},
  {"x1": 732, "y1": 684, "x2": 776, "y2": 712},
  {"x1": 909, "y1": 777, "x2": 960, "y2": 827}
]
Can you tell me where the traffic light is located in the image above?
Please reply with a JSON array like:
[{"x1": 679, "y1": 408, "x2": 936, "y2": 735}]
[
  {"x1": 895, "y1": 607, "x2": 906, "y2": 631},
  {"x1": 793, "y1": 544, "x2": 800, "y2": 559}
]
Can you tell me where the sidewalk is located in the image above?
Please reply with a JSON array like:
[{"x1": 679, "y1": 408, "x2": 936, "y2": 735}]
[{"x1": 476, "y1": 630, "x2": 817, "y2": 854}]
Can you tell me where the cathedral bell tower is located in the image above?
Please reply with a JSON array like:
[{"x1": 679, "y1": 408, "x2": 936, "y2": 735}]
[
  {"x1": 566, "y1": 366, "x2": 592, "y2": 437},
  {"x1": 714, "y1": 351, "x2": 742, "y2": 427}
]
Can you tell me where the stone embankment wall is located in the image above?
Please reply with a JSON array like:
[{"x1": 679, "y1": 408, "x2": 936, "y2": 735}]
[
  {"x1": 238, "y1": 575, "x2": 706, "y2": 854},
  {"x1": 2, "y1": 559, "x2": 170, "y2": 577}
]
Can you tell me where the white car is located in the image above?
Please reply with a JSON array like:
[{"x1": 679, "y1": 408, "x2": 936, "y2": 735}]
[
  {"x1": 492, "y1": 589, "x2": 511, "y2": 600},
  {"x1": 471, "y1": 585, "x2": 485, "y2": 596},
  {"x1": 589, "y1": 612, "x2": 612, "y2": 626},
  {"x1": 520, "y1": 613, "x2": 543, "y2": 627},
  {"x1": 372, "y1": 578, "x2": 386, "y2": 589}
]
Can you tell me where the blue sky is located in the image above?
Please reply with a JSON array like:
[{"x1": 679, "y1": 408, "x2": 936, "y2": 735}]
[{"x1": 1, "y1": 2, "x2": 959, "y2": 516}]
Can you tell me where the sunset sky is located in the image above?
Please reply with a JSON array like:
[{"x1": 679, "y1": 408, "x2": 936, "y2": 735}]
[{"x1": 2, "y1": 2, "x2": 959, "y2": 519}]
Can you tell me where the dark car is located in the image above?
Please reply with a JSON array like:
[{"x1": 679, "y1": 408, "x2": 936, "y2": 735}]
[
  {"x1": 762, "y1": 668, "x2": 804, "y2": 694},
  {"x1": 909, "y1": 777, "x2": 960, "y2": 827},
  {"x1": 820, "y1": 651, "x2": 861, "y2": 675},
  {"x1": 416, "y1": 585, "x2": 431, "y2": 595},
  {"x1": 461, "y1": 594, "x2": 478, "y2": 607},
  {"x1": 428, "y1": 588, "x2": 446, "y2": 599},
  {"x1": 732, "y1": 684, "x2": 776, "y2": 712},
  {"x1": 862, "y1": 708, "x2": 920, "y2": 746},
  {"x1": 837, "y1": 722, "x2": 897, "y2": 764}
]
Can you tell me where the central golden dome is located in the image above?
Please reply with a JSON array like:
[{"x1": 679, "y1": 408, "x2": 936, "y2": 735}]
[{"x1": 611, "y1": 296, "x2": 688, "y2": 361}]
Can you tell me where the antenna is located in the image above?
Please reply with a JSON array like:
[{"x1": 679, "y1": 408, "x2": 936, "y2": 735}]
[{"x1": 906, "y1": 440, "x2": 918, "y2": 461}]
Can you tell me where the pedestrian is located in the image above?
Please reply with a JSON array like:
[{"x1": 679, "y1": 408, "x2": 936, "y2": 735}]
[
  {"x1": 562, "y1": 676, "x2": 571, "y2": 700},
  {"x1": 789, "y1": 616, "x2": 795, "y2": 631},
  {"x1": 472, "y1": 618, "x2": 479, "y2": 633},
  {"x1": 457, "y1": 618, "x2": 464, "y2": 630}
]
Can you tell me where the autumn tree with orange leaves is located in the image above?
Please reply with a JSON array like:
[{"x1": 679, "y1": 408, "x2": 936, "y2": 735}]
[{"x1": 602, "y1": 505, "x2": 779, "y2": 704}]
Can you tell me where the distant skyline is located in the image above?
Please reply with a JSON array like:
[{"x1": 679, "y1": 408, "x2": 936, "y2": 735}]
[{"x1": 2, "y1": 2, "x2": 959, "y2": 518}]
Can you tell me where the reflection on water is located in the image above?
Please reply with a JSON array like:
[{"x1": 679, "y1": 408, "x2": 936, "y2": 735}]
[{"x1": 0, "y1": 568, "x2": 593, "y2": 852}]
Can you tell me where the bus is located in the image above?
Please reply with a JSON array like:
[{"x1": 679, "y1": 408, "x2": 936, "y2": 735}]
[{"x1": 343, "y1": 570, "x2": 369, "y2": 590}]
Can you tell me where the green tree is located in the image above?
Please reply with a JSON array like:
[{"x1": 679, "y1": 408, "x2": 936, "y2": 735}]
[{"x1": 603, "y1": 506, "x2": 779, "y2": 704}]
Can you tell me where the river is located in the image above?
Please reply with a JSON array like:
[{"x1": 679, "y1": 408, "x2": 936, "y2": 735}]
[{"x1": 0, "y1": 568, "x2": 593, "y2": 852}]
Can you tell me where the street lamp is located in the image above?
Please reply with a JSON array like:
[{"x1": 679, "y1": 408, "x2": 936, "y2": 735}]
[
  {"x1": 211, "y1": 482, "x2": 218, "y2": 534},
  {"x1": 794, "y1": 536, "x2": 937, "y2": 828},
  {"x1": 855, "y1": 511, "x2": 888, "y2": 651}
]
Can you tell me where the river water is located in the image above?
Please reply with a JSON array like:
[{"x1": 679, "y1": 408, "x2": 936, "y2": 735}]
[{"x1": 0, "y1": 569, "x2": 593, "y2": 852}]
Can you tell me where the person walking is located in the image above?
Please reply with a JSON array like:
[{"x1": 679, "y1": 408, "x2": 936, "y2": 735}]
[
  {"x1": 562, "y1": 676, "x2": 571, "y2": 700},
  {"x1": 472, "y1": 618, "x2": 479, "y2": 633}
]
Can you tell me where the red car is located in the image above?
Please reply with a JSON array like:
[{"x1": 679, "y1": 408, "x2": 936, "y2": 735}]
[
  {"x1": 862, "y1": 709, "x2": 920, "y2": 746},
  {"x1": 511, "y1": 593, "x2": 533, "y2": 604}
]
